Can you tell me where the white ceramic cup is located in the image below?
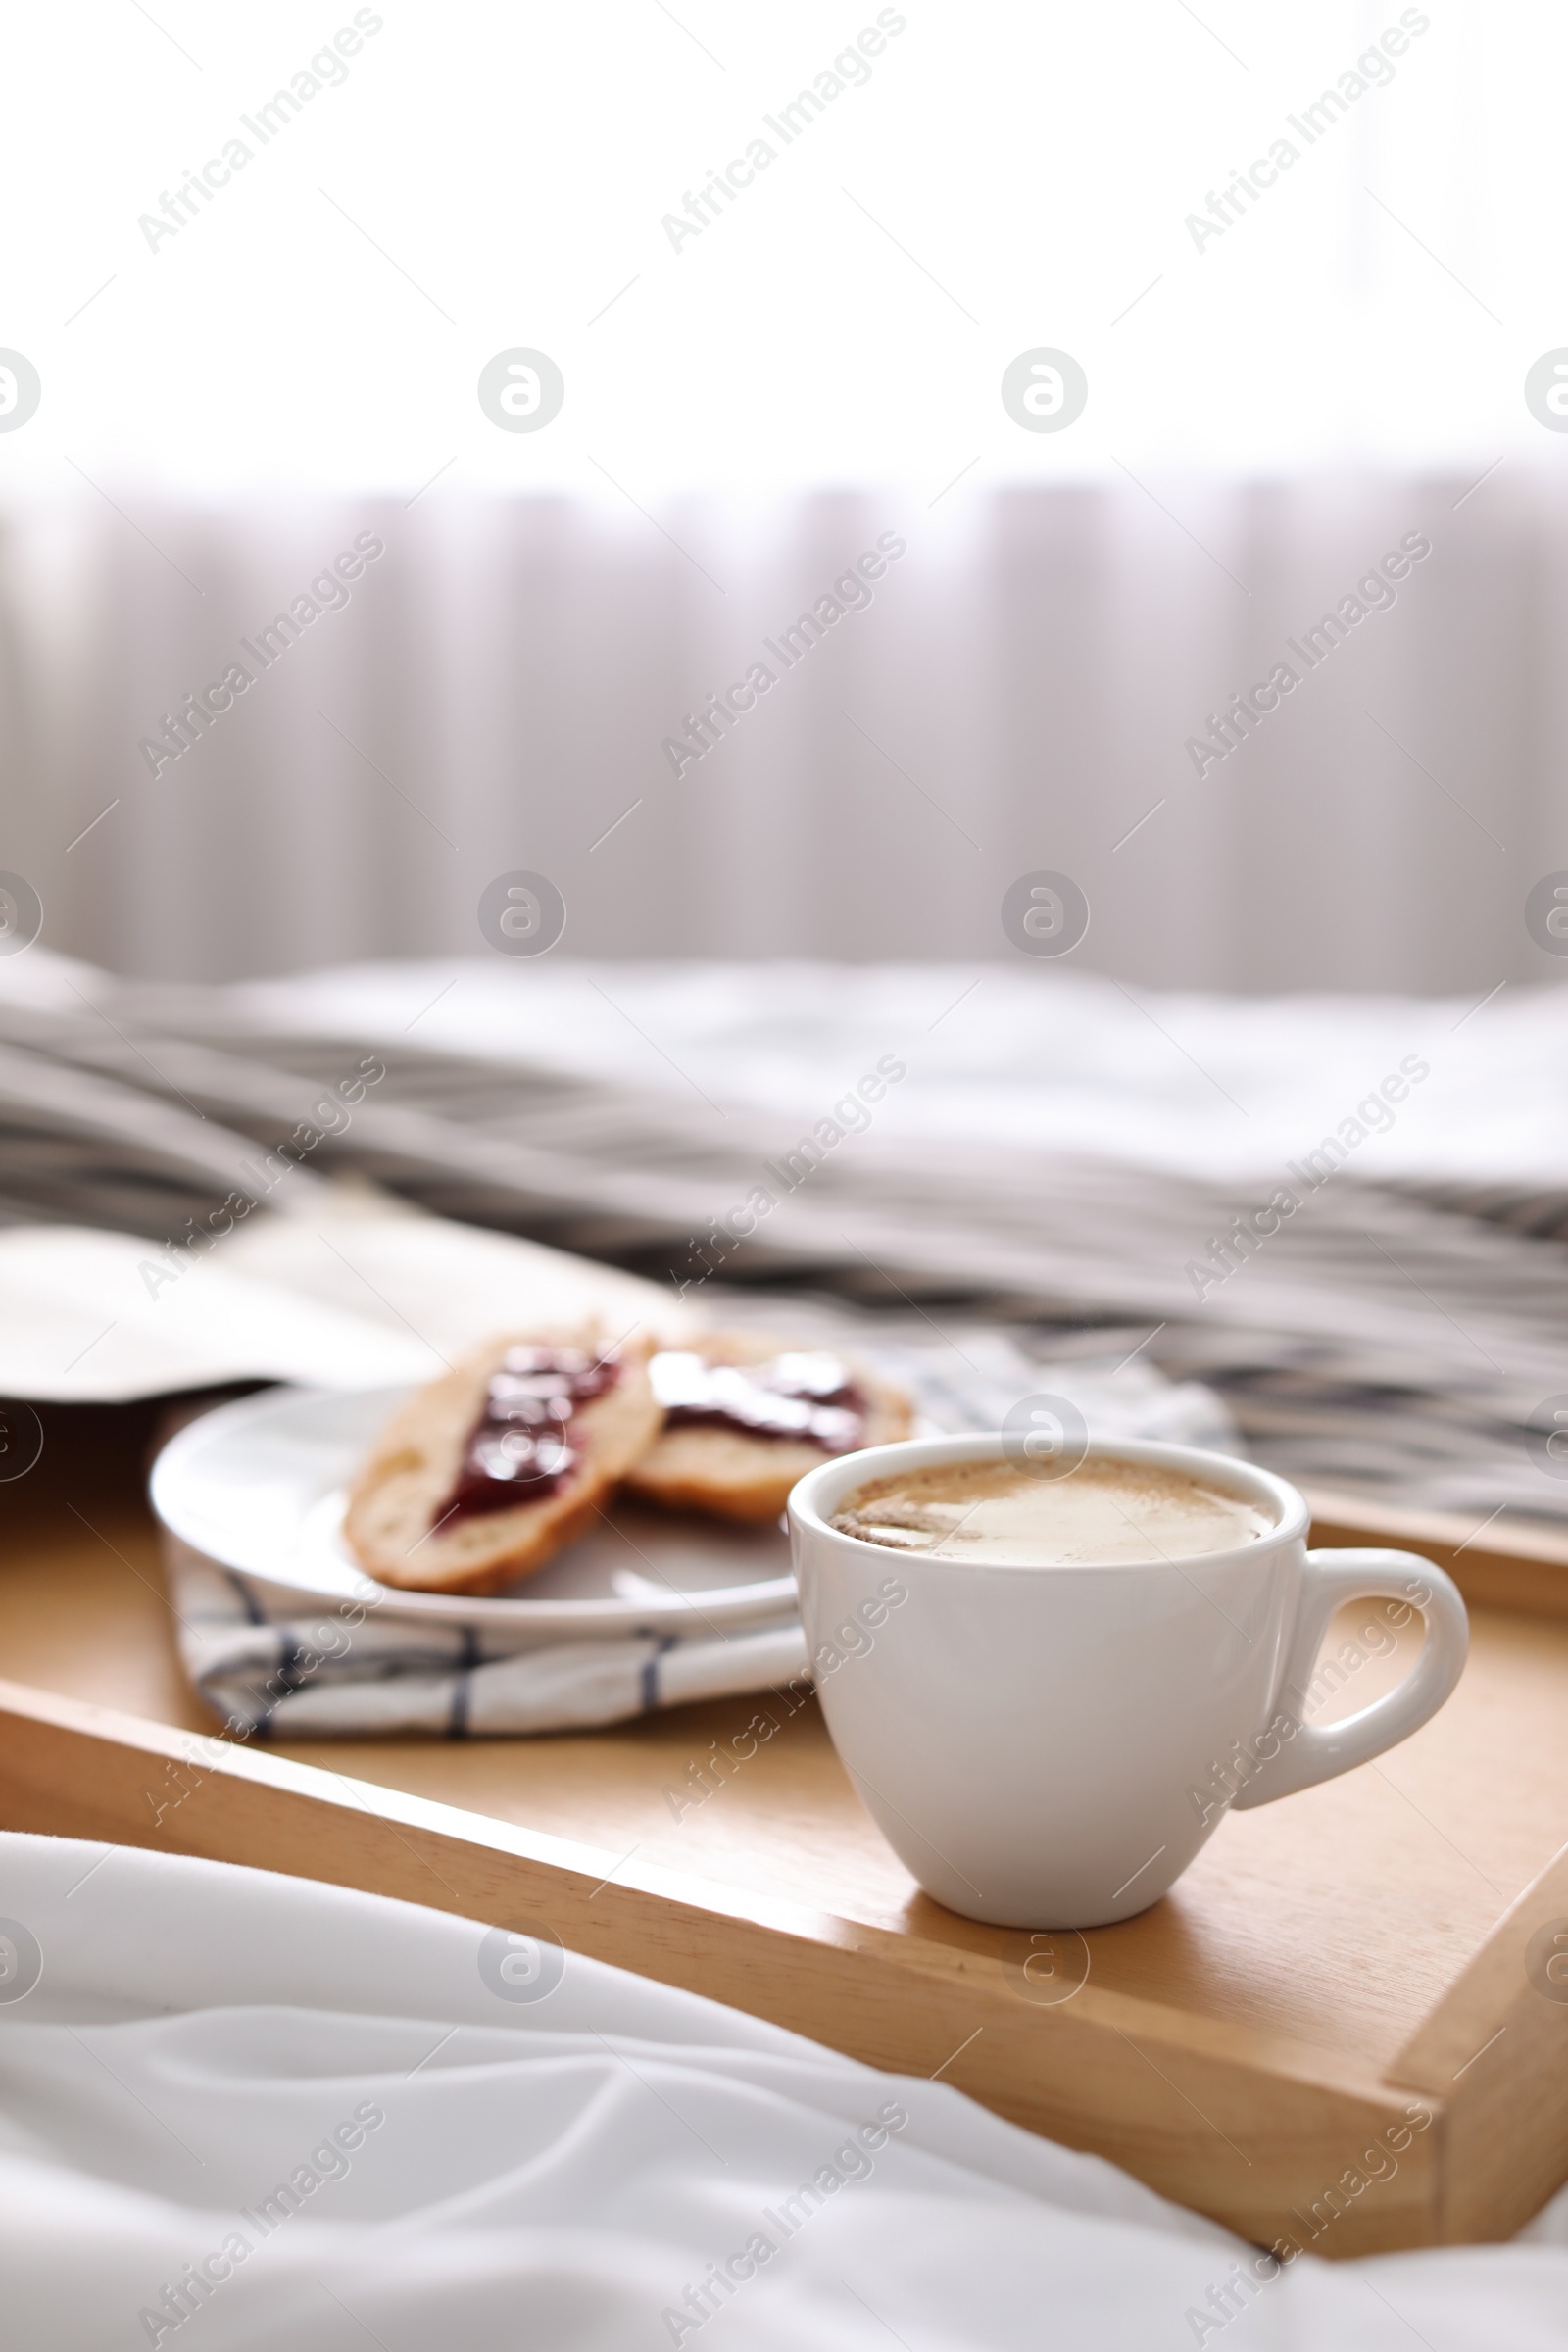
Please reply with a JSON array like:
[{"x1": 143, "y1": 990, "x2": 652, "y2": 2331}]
[{"x1": 788, "y1": 1434, "x2": 1469, "y2": 1929}]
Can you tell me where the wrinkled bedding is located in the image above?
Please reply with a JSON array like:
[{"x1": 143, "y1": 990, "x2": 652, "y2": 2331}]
[{"x1": 4, "y1": 1837, "x2": 1567, "y2": 2351}]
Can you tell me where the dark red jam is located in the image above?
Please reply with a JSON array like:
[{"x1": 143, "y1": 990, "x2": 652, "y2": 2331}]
[
  {"x1": 650, "y1": 1349, "x2": 865, "y2": 1453},
  {"x1": 439, "y1": 1345, "x2": 620, "y2": 1524}
]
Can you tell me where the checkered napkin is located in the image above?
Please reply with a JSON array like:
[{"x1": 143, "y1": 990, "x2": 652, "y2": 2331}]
[{"x1": 161, "y1": 1336, "x2": 1237, "y2": 1740}]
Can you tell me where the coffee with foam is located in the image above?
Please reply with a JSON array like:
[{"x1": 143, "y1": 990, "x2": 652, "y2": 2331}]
[{"x1": 830, "y1": 1456, "x2": 1273, "y2": 1566}]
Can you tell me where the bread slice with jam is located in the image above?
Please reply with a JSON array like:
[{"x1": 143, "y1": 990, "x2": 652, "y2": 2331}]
[
  {"x1": 345, "y1": 1325, "x2": 660, "y2": 1594},
  {"x1": 623, "y1": 1330, "x2": 914, "y2": 1525}
]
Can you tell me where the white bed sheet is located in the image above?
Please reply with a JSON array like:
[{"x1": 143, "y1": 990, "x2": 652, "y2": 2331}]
[
  {"x1": 8, "y1": 947, "x2": 1568, "y2": 1188},
  {"x1": 5, "y1": 946, "x2": 1568, "y2": 1517},
  {"x1": 2, "y1": 1837, "x2": 1565, "y2": 2350},
  {"x1": 210, "y1": 956, "x2": 1568, "y2": 1189}
]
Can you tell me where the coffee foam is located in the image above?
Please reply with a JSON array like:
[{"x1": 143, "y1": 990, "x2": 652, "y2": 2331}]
[{"x1": 830, "y1": 1455, "x2": 1273, "y2": 1566}]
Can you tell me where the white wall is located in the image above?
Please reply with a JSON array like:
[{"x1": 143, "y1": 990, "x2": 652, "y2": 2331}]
[
  {"x1": 3, "y1": 475, "x2": 1564, "y2": 990},
  {"x1": 2, "y1": 1, "x2": 1564, "y2": 990}
]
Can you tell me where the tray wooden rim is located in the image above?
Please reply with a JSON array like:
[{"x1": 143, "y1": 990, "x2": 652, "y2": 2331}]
[
  {"x1": 4, "y1": 1651, "x2": 1568, "y2": 2259},
  {"x1": 6, "y1": 1478, "x2": 1568, "y2": 2257}
]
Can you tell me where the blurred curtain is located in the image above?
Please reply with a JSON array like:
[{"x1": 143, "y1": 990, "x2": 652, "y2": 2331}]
[{"x1": 2, "y1": 474, "x2": 1562, "y2": 990}]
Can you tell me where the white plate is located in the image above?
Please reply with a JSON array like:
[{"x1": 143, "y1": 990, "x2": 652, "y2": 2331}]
[{"x1": 149, "y1": 1384, "x2": 801, "y2": 1635}]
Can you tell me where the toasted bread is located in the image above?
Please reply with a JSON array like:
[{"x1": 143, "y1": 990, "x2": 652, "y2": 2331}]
[
  {"x1": 624, "y1": 1330, "x2": 914, "y2": 1524},
  {"x1": 345, "y1": 1325, "x2": 660, "y2": 1594}
]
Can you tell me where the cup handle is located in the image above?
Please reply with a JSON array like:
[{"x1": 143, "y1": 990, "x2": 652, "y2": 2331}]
[{"x1": 1231, "y1": 1548, "x2": 1468, "y2": 1810}]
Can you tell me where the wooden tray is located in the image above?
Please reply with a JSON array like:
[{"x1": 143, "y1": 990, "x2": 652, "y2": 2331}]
[{"x1": 4, "y1": 1402, "x2": 1568, "y2": 2258}]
